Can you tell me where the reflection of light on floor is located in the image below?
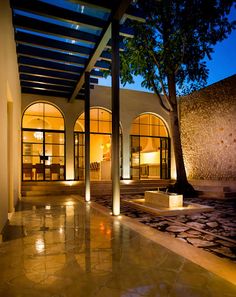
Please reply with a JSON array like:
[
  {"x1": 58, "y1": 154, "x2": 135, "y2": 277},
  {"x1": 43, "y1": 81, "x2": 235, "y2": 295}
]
[
  {"x1": 35, "y1": 238, "x2": 45, "y2": 253},
  {"x1": 63, "y1": 181, "x2": 75, "y2": 186},
  {"x1": 59, "y1": 227, "x2": 63, "y2": 234},
  {"x1": 66, "y1": 204, "x2": 74, "y2": 216},
  {"x1": 122, "y1": 285, "x2": 154, "y2": 297},
  {"x1": 45, "y1": 205, "x2": 51, "y2": 210}
]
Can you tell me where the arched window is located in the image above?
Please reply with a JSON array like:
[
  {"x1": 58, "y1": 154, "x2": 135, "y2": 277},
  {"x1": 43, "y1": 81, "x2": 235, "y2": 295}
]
[
  {"x1": 130, "y1": 113, "x2": 170, "y2": 180},
  {"x1": 22, "y1": 102, "x2": 65, "y2": 181},
  {"x1": 74, "y1": 108, "x2": 121, "y2": 180}
]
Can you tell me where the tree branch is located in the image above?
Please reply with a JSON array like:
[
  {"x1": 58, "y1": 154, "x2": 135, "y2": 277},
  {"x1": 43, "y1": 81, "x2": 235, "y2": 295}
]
[{"x1": 150, "y1": 78, "x2": 170, "y2": 112}]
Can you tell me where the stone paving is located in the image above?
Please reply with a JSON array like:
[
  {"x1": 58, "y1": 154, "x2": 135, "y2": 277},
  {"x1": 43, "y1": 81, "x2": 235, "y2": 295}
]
[{"x1": 92, "y1": 195, "x2": 236, "y2": 262}]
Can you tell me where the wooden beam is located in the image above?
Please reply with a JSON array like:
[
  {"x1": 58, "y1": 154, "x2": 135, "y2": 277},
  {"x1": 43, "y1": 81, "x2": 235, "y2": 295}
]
[
  {"x1": 18, "y1": 56, "x2": 84, "y2": 74},
  {"x1": 20, "y1": 74, "x2": 75, "y2": 87},
  {"x1": 69, "y1": 0, "x2": 132, "y2": 102},
  {"x1": 17, "y1": 44, "x2": 87, "y2": 67},
  {"x1": 21, "y1": 87, "x2": 70, "y2": 98},
  {"x1": 11, "y1": 0, "x2": 106, "y2": 30},
  {"x1": 19, "y1": 65, "x2": 79, "y2": 81},
  {"x1": 14, "y1": 15, "x2": 99, "y2": 44},
  {"x1": 15, "y1": 31, "x2": 92, "y2": 57},
  {"x1": 21, "y1": 81, "x2": 73, "y2": 92}
]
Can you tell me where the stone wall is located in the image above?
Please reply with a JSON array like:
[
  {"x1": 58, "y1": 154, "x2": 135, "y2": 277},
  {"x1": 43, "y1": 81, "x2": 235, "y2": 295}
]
[{"x1": 180, "y1": 75, "x2": 236, "y2": 180}]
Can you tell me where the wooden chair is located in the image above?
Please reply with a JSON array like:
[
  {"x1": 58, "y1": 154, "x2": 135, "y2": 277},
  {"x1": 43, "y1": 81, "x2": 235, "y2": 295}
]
[
  {"x1": 23, "y1": 163, "x2": 33, "y2": 180},
  {"x1": 50, "y1": 163, "x2": 61, "y2": 180},
  {"x1": 35, "y1": 163, "x2": 44, "y2": 180}
]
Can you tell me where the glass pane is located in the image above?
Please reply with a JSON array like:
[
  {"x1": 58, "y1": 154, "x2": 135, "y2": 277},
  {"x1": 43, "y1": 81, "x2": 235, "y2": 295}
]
[
  {"x1": 23, "y1": 103, "x2": 64, "y2": 131},
  {"x1": 90, "y1": 120, "x2": 98, "y2": 133},
  {"x1": 44, "y1": 117, "x2": 64, "y2": 130},
  {"x1": 139, "y1": 114, "x2": 149, "y2": 125},
  {"x1": 160, "y1": 126, "x2": 168, "y2": 137},
  {"x1": 44, "y1": 104, "x2": 62, "y2": 117},
  {"x1": 99, "y1": 109, "x2": 111, "y2": 121},
  {"x1": 74, "y1": 119, "x2": 84, "y2": 132},
  {"x1": 99, "y1": 121, "x2": 111, "y2": 133},
  {"x1": 140, "y1": 124, "x2": 150, "y2": 136},
  {"x1": 130, "y1": 123, "x2": 139, "y2": 135},
  {"x1": 90, "y1": 109, "x2": 98, "y2": 121},
  {"x1": 45, "y1": 144, "x2": 64, "y2": 157},
  {"x1": 79, "y1": 157, "x2": 84, "y2": 167},
  {"x1": 23, "y1": 131, "x2": 43, "y2": 143},
  {"x1": 150, "y1": 116, "x2": 160, "y2": 125},
  {"x1": 45, "y1": 133, "x2": 64, "y2": 144},
  {"x1": 79, "y1": 133, "x2": 84, "y2": 143},
  {"x1": 23, "y1": 143, "x2": 43, "y2": 156},
  {"x1": 79, "y1": 146, "x2": 84, "y2": 156},
  {"x1": 151, "y1": 125, "x2": 160, "y2": 137},
  {"x1": 50, "y1": 157, "x2": 64, "y2": 165},
  {"x1": 22, "y1": 115, "x2": 44, "y2": 129},
  {"x1": 78, "y1": 112, "x2": 84, "y2": 120},
  {"x1": 24, "y1": 103, "x2": 43, "y2": 116}
]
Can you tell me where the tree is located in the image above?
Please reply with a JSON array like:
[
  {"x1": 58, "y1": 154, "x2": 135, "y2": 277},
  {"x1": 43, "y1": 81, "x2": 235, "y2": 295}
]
[{"x1": 118, "y1": 0, "x2": 236, "y2": 196}]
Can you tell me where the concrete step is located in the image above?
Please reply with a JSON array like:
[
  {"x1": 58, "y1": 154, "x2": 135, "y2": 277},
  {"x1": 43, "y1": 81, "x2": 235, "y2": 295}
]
[{"x1": 21, "y1": 180, "x2": 173, "y2": 197}]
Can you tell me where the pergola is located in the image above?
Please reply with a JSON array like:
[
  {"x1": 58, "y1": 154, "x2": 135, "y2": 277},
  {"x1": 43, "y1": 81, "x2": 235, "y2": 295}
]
[{"x1": 10, "y1": 0, "x2": 145, "y2": 215}]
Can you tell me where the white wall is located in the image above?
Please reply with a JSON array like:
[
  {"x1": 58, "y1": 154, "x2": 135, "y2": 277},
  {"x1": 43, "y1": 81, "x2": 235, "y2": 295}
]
[
  {"x1": 0, "y1": 0, "x2": 21, "y2": 234},
  {"x1": 22, "y1": 85, "x2": 175, "y2": 180}
]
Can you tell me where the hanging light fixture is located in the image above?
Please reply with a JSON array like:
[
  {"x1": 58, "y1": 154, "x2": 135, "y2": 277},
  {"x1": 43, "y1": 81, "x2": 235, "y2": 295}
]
[{"x1": 34, "y1": 131, "x2": 43, "y2": 140}]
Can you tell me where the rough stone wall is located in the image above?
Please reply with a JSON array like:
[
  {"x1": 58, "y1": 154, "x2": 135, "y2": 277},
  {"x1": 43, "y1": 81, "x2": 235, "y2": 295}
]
[{"x1": 179, "y1": 75, "x2": 236, "y2": 180}]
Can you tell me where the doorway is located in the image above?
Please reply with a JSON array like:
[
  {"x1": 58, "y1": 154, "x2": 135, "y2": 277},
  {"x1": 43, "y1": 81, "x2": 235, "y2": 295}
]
[
  {"x1": 22, "y1": 102, "x2": 65, "y2": 181},
  {"x1": 130, "y1": 113, "x2": 170, "y2": 179}
]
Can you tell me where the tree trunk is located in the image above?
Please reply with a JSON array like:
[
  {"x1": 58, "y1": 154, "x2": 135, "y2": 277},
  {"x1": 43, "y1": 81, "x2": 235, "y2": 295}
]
[
  {"x1": 167, "y1": 74, "x2": 196, "y2": 197},
  {"x1": 169, "y1": 109, "x2": 187, "y2": 184}
]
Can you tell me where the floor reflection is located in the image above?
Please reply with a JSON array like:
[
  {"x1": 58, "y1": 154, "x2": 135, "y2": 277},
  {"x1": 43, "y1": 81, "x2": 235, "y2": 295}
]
[{"x1": 0, "y1": 195, "x2": 235, "y2": 297}]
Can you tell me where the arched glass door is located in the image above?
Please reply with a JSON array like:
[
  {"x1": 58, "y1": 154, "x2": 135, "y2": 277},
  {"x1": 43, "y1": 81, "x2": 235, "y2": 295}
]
[
  {"x1": 130, "y1": 113, "x2": 170, "y2": 180},
  {"x1": 74, "y1": 108, "x2": 122, "y2": 181},
  {"x1": 22, "y1": 102, "x2": 65, "y2": 181}
]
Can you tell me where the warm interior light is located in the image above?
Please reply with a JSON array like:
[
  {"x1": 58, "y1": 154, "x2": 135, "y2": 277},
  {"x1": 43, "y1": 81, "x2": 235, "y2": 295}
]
[
  {"x1": 141, "y1": 138, "x2": 157, "y2": 153},
  {"x1": 35, "y1": 238, "x2": 45, "y2": 253},
  {"x1": 34, "y1": 131, "x2": 43, "y2": 140},
  {"x1": 122, "y1": 180, "x2": 133, "y2": 185}
]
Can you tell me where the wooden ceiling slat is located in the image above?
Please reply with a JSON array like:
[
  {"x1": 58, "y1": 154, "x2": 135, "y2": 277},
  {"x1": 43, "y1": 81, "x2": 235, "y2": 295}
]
[
  {"x1": 17, "y1": 44, "x2": 87, "y2": 66},
  {"x1": 22, "y1": 87, "x2": 70, "y2": 98},
  {"x1": 18, "y1": 56, "x2": 83, "y2": 74},
  {"x1": 10, "y1": 0, "x2": 106, "y2": 30},
  {"x1": 19, "y1": 65, "x2": 79, "y2": 81},
  {"x1": 13, "y1": 15, "x2": 99, "y2": 44},
  {"x1": 20, "y1": 74, "x2": 76, "y2": 87},
  {"x1": 21, "y1": 81, "x2": 73, "y2": 92},
  {"x1": 15, "y1": 31, "x2": 92, "y2": 56}
]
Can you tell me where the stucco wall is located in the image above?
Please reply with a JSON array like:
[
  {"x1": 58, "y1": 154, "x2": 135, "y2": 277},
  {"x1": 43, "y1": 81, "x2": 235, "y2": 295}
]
[
  {"x1": 180, "y1": 75, "x2": 236, "y2": 180},
  {"x1": 0, "y1": 0, "x2": 21, "y2": 233},
  {"x1": 22, "y1": 85, "x2": 175, "y2": 180}
]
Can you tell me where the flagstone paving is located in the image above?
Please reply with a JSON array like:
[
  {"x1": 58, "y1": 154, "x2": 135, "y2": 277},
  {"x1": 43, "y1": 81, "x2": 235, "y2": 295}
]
[{"x1": 92, "y1": 195, "x2": 236, "y2": 262}]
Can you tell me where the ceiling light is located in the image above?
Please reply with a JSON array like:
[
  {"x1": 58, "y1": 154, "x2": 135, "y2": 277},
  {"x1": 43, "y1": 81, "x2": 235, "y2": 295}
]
[{"x1": 34, "y1": 131, "x2": 43, "y2": 140}]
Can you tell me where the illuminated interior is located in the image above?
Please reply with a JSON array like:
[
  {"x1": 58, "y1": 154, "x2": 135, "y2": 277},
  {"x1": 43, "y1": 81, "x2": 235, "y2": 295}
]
[
  {"x1": 130, "y1": 113, "x2": 170, "y2": 179},
  {"x1": 74, "y1": 108, "x2": 121, "y2": 181},
  {"x1": 22, "y1": 102, "x2": 65, "y2": 181}
]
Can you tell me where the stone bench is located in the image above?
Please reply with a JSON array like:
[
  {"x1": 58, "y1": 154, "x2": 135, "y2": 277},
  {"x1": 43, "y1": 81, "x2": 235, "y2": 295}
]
[{"x1": 144, "y1": 191, "x2": 183, "y2": 208}]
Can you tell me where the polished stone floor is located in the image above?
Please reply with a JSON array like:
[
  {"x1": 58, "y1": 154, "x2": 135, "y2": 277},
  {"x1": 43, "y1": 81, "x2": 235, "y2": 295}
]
[{"x1": 1, "y1": 195, "x2": 236, "y2": 297}]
